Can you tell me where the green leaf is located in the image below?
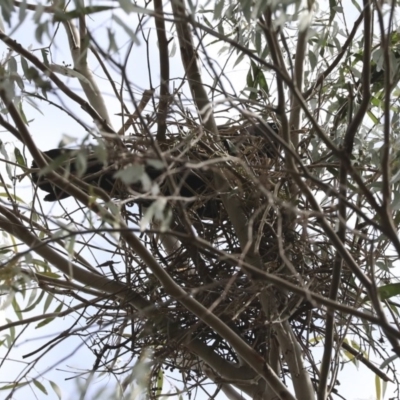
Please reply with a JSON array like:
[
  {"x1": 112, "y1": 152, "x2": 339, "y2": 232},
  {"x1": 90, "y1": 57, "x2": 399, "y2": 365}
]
[
  {"x1": 240, "y1": 0, "x2": 252, "y2": 22},
  {"x1": 383, "y1": 379, "x2": 387, "y2": 400},
  {"x1": 0, "y1": 382, "x2": 29, "y2": 391},
  {"x1": 41, "y1": 49, "x2": 49, "y2": 66},
  {"x1": 255, "y1": 31, "x2": 262, "y2": 55},
  {"x1": 377, "y1": 283, "x2": 400, "y2": 300},
  {"x1": 379, "y1": 353, "x2": 398, "y2": 369},
  {"x1": 363, "y1": 282, "x2": 400, "y2": 303},
  {"x1": 35, "y1": 21, "x2": 49, "y2": 45},
  {"x1": 390, "y1": 190, "x2": 400, "y2": 208},
  {"x1": 18, "y1": 101, "x2": 28, "y2": 124},
  {"x1": 140, "y1": 198, "x2": 168, "y2": 231},
  {"x1": 0, "y1": 0, "x2": 14, "y2": 26},
  {"x1": 7, "y1": 318, "x2": 16, "y2": 342},
  {"x1": 146, "y1": 159, "x2": 164, "y2": 170},
  {"x1": 389, "y1": 302, "x2": 399, "y2": 316},
  {"x1": 8, "y1": 56, "x2": 17, "y2": 74},
  {"x1": 66, "y1": 235, "x2": 76, "y2": 256},
  {"x1": 255, "y1": 68, "x2": 268, "y2": 92},
  {"x1": 233, "y1": 52, "x2": 246, "y2": 68},
  {"x1": 20, "y1": 56, "x2": 29, "y2": 77},
  {"x1": 114, "y1": 165, "x2": 145, "y2": 185},
  {"x1": 75, "y1": 151, "x2": 87, "y2": 177},
  {"x1": 309, "y1": 50, "x2": 318, "y2": 71},
  {"x1": 24, "y1": 290, "x2": 45, "y2": 312},
  {"x1": 351, "y1": 0, "x2": 362, "y2": 12},
  {"x1": 49, "y1": 381, "x2": 62, "y2": 400},
  {"x1": 375, "y1": 375, "x2": 381, "y2": 400},
  {"x1": 329, "y1": 0, "x2": 336, "y2": 24},
  {"x1": 0, "y1": 142, "x2": 12, "y2": 180},
  {"x1": 169, "y1": 40, "x2": 177, "y2": 58},
  {"x1": 246, "y1": 66, "x2": 253, "y2": 88},
  {"x1": 53, "y1": 6, "x2": 115, "y2": 22},
  {"x1": 107, "y1": 28, "x2": 118, "y2": 54},
  {"x1": 156, "y1": 369, "x2": 164, "y2": 397},
  {"x1": 36, "y1": 303, "x2": 62, "y2": 328},
  {"x1": 33, "y1": 379, "x2": 48, "y2": 395},
  {"x1": 214, "y1": 0, "x2": 224, "y2": 20},
  {"x1": 12, "y1": 297, "x2": 22, "y2": 321},
  {"x1": 43, "y1": 292, "x2": 53, "y2": 313},
  {"x1": 14, "y1": 148, "x2": 25, "y2": 167}
]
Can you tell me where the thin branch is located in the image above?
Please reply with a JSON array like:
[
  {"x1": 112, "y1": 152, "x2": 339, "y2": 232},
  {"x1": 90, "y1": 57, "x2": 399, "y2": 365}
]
[
  {"x1": 154, "y1": 0, "x2": 170, "y2": 141},
  {"x1": 302, "y1": 9, "x2": 365, "y2": 99},
  {"x1": 0, "y1": 29, "x2": 116, "y2": 136},
  {"x1": 317, "y1": 9, "x2": 373, "y2": 391}
]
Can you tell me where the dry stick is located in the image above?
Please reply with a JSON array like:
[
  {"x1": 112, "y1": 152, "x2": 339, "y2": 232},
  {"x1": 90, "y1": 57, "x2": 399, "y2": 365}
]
[
  {"x1": 13, "y1": 0, "x2": 55, "y2": 12},
  {"x1": 262, "y1": 5, "x2": 400, "y2": 362},
  {"x1": 62, "y1": 20, "x2": 113, "y2": 128},
  {"x1": 0, "y1": 294, "x2": 104, "y2": 332},
  {"x1": 116, "y1": 89, "x2": 155, "y2": 136},
  {"x1": 0, "y1": 92, "x2": 241, "y2": 387},
  {"x1": 7, "y1": 214, "x2": 397, "y2": 333},
  {"x1": 318, "y1": 5, "x2": 373, "y2": 399},
  {"x1": 173, "y1": 2, "x2": 262, "y2": 273},
  {"x1": 261, "y1": 10, "x2": 315, "y2": 400},
  {"x1": 302, "y1": 9, "x2": 365, "y2": 100},
  {"x1": 318, "y1": 133, "x2": 348, "y2": 397},
  {"x1": 90, "y1": 46, "x2": 129, "y2": 111},
  {"x1": 286, "y1": 24, "x2": 316, "y2": 400},
  {"x1": 0, "y1": 204, "x2": 292, "y2": 399},
  {"x1": 289, "y1": 28, "x2": 306, "y2": 149},
  {"x1": 0, "y1": 205, "x2": 263, "y2": 388},
  {"x1": 0, "y1": 209, "x2": 151, "y2": 311},
  {"x1": 174, "y1": 3, "x2": 398, "y2": 398},
  {"x1": 376, "y1": 1, "x2": 395, "y2": 213},
  {"x1": 154, "y1": 0, "x2": 170, "y2": 142},
  {"x1": 0, "y1": 29, "x2": 116, "y2": 137},
  {"x1": 340, "y1": 341, "x2": 392, "y2": 383},
  {"x1": 185, "y1": 15, "x2": 398, "y2": 234},
  {"x1": 8, "y1": 218, "x2": 399, "y2": 333},
  {"x1": 203, "y1": 366, "x2": 248, "y2": 400},
  {"x1": 169, "y1": 1, "x2": 295, "y2": 399},
  {"x1": 5, "y1": 198, "x2": 400, "y2": 388},
  {"x1": 0, "y1": 89, "x2": 116, "y2": 205},
  {"x1": 262, "y1": 9, "x2": 304, "y2": 399},
  {"x1": 1, "y1": 85, "x2": 292, "y2": 399},
  {"x1": 7, "y1": 4, "x2": 400, "y2": 392}
]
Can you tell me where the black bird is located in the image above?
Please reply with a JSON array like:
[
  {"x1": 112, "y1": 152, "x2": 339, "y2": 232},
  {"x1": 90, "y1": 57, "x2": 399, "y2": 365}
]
[
  {"x1": 31, "y1": 148, "x2": 119, "y2": 202},
  {"x1": 31, "y1": 122, "x2": 278, "y2": 215},
  {"x1": 31, "y1": 148, "x2": 218, "y2": 217}
]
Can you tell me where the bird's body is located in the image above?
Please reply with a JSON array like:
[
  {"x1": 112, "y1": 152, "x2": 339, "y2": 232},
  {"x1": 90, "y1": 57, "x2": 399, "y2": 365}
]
[
  {"x1": 30, "y1": 121, "x2": 279, "y2": 218},
  {"x1": 31, "y1": 148, "x2": 218, "y2": 217},
  {"x1": 31, "y1": 149, "x2": 118, "y2": 201}
]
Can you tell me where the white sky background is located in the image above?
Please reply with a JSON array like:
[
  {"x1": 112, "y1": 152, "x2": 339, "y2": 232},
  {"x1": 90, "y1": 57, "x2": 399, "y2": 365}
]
[{"x1": 0, "y1": 0, "x2": 397, "y2": 399}]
